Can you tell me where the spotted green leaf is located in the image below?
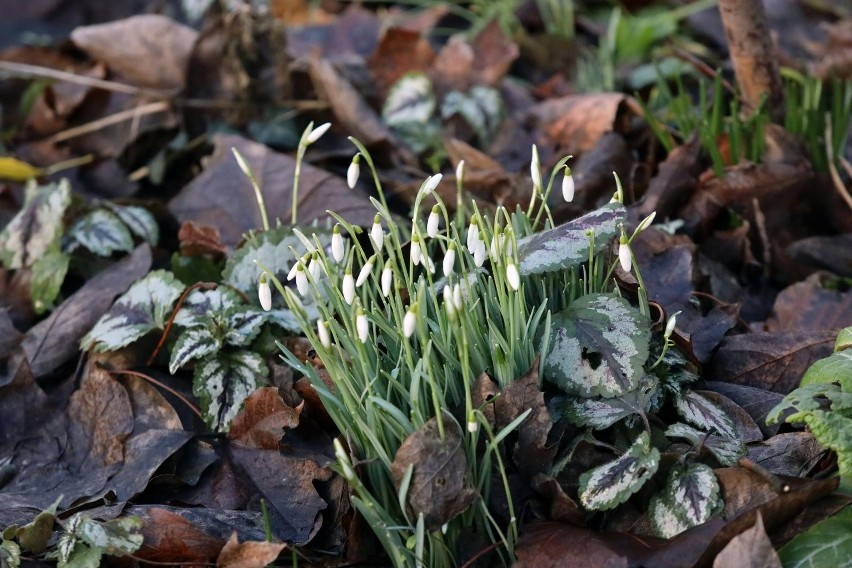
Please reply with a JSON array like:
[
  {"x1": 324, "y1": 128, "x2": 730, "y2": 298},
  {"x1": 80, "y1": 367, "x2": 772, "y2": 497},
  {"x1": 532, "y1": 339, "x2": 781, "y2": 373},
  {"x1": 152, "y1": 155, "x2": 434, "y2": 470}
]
[
  {"x1": 544, "y1": 293, "x2": 650, "y2": 398},
  {"x1": 517, "y1": 202, "x2": 626, "y2": 275},
  {"x1": 0, "y1": 179, "x2": 70, "y2": 269},
  {"x1": 835, "y1": 326, "x2": 852, "y2": 352},
  {"x1": 193, "y1": 351, "x2": 267, "y2": 432},
  {"x1": 169, "y1": 327, "x2": 219, "y2": 373},
  {"x1": 76, "y1": 516, "x2": 142, "y2": 556},
  {"x1": 675, "y1": 391, "x2": 736, "y2": 438},
  {"x1": 66, "y1": 209, "x2": 134, "y2": 256},
  {"x1": 649, "y1": 463, "x2": 720, "y2": 538},
  {"x1": 81, "y1": 270, "x2": 185, "y2": 352},
  {"x1": 801, "y1": 350, "x2": 852, "y2": 391},
  {"x1": 441, "y1": 86, "x2": 503, "y2": 142},
  {"x1": 30, "y1": 249, "x2": 70, "y2": 314},
  {"x1": 383, "y1": 72, "x2": 435, "y2": 127},
  {"x1": 578, "y1": 431, "x2": 659, "y2": 511},
  {"x1": 665, "y1": 422, "x2": 744, "y2": 467},
  {"x1": 103, "y1": 203, "x2": 159, "y2": 246},
  {"x1": 564, "y1": 378, "x2": 655, "y2": 429},
  {"x1": 174, "y1": 287, "x2": 242, "y2": 328},
  {"x1": 778, "y1": 506, "x2": 852, "y2": 568}
]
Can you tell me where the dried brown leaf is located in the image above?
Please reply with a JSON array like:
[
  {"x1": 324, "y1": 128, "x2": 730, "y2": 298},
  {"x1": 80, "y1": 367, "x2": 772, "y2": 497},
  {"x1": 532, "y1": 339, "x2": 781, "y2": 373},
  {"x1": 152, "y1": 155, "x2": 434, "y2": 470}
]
[
  {"x1": 228, "y1": 387, "x2": 301, "y2": 450},
  {"x1": 178, "y1": 221, "x2": 228, "y2": 258},
  {"x1": 712, "y1": 512, "x2": 781, "y2": 568},
  {"x1": 368, "y1": 28, "x2": 435, "y2": 97},
  {"x1": 764, "y1": 274, "x2": 852, "y2": 332},
  {"x1": 216, "y1": 532, "x2": 286, "y2": 568}
]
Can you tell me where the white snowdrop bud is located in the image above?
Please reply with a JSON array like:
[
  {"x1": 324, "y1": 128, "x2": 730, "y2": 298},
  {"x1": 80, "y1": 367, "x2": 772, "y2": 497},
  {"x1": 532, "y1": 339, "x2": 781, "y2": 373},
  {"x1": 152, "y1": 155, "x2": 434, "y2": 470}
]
[
  {"x1": 403, "y1": 307, "x2": 417, "y2": 338},
  {"x1": 427, "y1": 205, "x2": 440, "y2": 238},
  {"x1": 490, "y1": 231, "x2": 503, "y2": 260},
  {"x1": 562, "y1": 166, "x2": 575, "y2": 203},
  {"x1": 356, "y1": 255, "x2": 375, "y2": 287},
  {"x1": 424, "y1": 256, "x2": 435, "y2": 274},
  {"x1": 474, "y1": 235, "x2": 487, "y2": 267},
  {"x1": 467, "y1": 419, "x2": 479, "y2": 433},
  {"x1": 370, "y1": 214, "x2": 384, "y2": 252},
  {"x1": 331, "y1": 224, "x2": 344, "y2": 263},
  {"x1": 411, "y1": 234, "x2": 422, "y2": 266},
  {"x1": 258, "y1": 274, "x2": 272, "y2": 311},
  {"x1": 467, "y1": 218, "x2": 479, "y2": 253},
  {"x1": 381, "y1": 262, "x2": 393, "y2": 297},
  {"x1": 308, "y1": 252, "x2": 321, "y2": 282},
  {"x1": 618, "y1": 234, "x2": 632, "y2": 273},
  {"x1": 305, "y1": 121, "x2": 331, "y2": 144},
  {"x1": 296, "y1": 263, "x2": 309, "y2": 297},
  {"x1": 287, "y1": 255, "x2": 305, "y2": 281},
  {"x1": 664, "y1": 310, "x2": 681, "y2": 339},
  {"x1": 422, "y1": 173, "x2": 442, "y2": 195},
  {"x1": 506, "y1": 262, "x2": 520, "y2": 291},
  {"x1": 636, "y1": 211, "x2": 656, "y2": 233},
  {"x1": 530, "y1": 144, "x2": 542, "y2": 190},
  {"x1": 356, "y1": 307, "x2": 369, "y2": 343},
  {"x1": 443, "y1": 285, "x2": 455, "y2": 318},
  {"x1": 317, "y1": 319, "x2": 331, "y2": 348},
  {"x1": 347, "y1": 154, "x2": 360, "y2": 189},
  {"x1": 456, "y1": 160, "x2": 465, "y2": 184},
  {"x1": 453, "y1": 283, "x2": 462, "y2": 310},
  {"x1": 443, "y1": 243, "x2": 456, "y2": 277},
  {"x1": 342, "y1": 269, "x2": 355, "y2": 305}
]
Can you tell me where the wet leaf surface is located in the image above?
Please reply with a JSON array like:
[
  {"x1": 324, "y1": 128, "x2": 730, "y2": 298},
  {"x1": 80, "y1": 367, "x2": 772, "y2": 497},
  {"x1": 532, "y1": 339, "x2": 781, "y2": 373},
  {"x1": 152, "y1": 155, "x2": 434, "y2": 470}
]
[{"x1": 712, "y1": 512, "x2": 780, "y2": 568}]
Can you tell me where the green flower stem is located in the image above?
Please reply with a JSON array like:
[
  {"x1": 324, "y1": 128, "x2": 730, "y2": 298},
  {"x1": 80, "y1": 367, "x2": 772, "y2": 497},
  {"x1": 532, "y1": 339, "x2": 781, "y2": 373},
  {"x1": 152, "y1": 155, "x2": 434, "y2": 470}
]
[{"x1": 291, "y1": 122, "x2": 314, "y2": 226}]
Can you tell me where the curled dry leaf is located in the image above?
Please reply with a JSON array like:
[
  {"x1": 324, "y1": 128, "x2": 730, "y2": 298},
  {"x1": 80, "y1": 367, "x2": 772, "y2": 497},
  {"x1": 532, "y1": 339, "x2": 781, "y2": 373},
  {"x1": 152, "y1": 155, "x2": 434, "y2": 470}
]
[
  {"x1": 368, "y1": 27, "x2": 436, "y2": 98},
  {"x1": 227, "y1": 387, "x2": 301, "y2": 451},
  {"x1": 178, "y1": 221, "x2": 228, "y2": 258},
  {"x1": 712, "y1": 512, "x2": 781, "y2": 568},
  {"x1": 216, "y1": 532, "x2": 286, "y2": 568}
]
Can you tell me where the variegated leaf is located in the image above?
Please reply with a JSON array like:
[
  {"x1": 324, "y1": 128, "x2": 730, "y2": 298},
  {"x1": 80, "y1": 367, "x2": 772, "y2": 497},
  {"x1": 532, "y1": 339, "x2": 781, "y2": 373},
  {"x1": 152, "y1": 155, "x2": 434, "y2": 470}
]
[
  {"x1": 675, "y1": 391, "x2": 736, "y2": 438},
  {"x1": 30, "y1": 249, "x2": 70, "y2": 314},
  {"x1": 223, "y1": 309, "x2": 266, "y2": 347},
  {"x1": 0, "y1": 539, "x2": 20, "y2": 568},
  {"x1": 169, "y1": 327, "x2": 220, "y2": 373},
  {"x1": 578, "y1": 431, "x2": 659, "y2": 511},
  {"x1": 66, "y1": 209, "x2": 134, "y2": 256},
  {"x1": 174, "y1": 287, "x2": 242, "y2": 328},
  {"x1": 0, "y1": 179, "x2": 70, "y2": 269},
  {"x1": 193, "y1": 351, "x2": 267, "y2": 432},
  {"x1": 103, "y1": 202, "x2": 159, "y2": 246},
  {"x1": 264, "y1": 309, "x2": 303, "y2": 333},
  {"x1": 665, "y1": 422, "x2": 744, "y2": 466},
  {"x1": 544, "y1": 293, "x2": 650, "y2": 398},
  {"x1": 81, "y1": 270, "x2": 185, "y2": 352},
  {"x1": 517, "y1": 202, "x2": 625, "y2": 275},
  {"x1": 76, "y1": 516, "x2": 143, "y2": 554},
  {"x1": 383, "y1": 72, "x2": 435, "y2": 127},
  {"x1": 564, "y1": 380, "x2": 654, "y2": 429},
  {"x1": 649, "y1": 463, "x2": 720, "y2": 538},
  {"x1": 440, "y1": 86, "x2": 503, "y2": 142}
]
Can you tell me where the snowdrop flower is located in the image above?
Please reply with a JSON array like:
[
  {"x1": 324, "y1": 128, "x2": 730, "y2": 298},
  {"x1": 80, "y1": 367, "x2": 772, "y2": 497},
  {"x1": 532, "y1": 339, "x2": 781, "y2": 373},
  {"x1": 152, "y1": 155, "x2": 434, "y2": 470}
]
[
  {"x1": 424, "y1": 256, "x2": 435, "y2": 274},
  {"x1": 427, "y1": 205, "x2": 440, "y2": 238},
  {"x1": 456, "y1": 160, "x2": 465, "y2": 185},
  {"x1": 490, "y1": 229, "x2": 504, "y2": 260},
  {"x1": 287, "y1": 254, "x2": 306, "y2": 281},
  {"x1": 356, "y1": 255, "x2": 375, "y2": 287},
  {"x1": 317, "y1": 319, "x2": 331, "y2": 348},
  {"x1": 305, "y1": 122, "x2": 331, "y2": 144},
  {"x1": 636, "y1": 211, "x2": 656, "y2": 233},
  {"x1": 562, "y1": 166, "x2": 575, "y2": 203},
  {"x1": 258, "y1": 274, "x2": 272, "y2": 311},
  {"x1": 467, "y1": 419, "x2": 478, "y2": 433},
  {"x1": 453, "y1": 283, "x2": 462, "y2": 310},
  {"x1": 331, "y1": 224, "x2": 344, "y2": 263},
  {"x1": 443, "y1": 243, "x2": 456, "y2": 277},
  {"x1": 530, "y1": 144, "x2": 542, "y2": 190},
  {"x1": 295, "y1": 263, "x2": 309, "y2": 297},
  {"x1": 473, "y1": 235, "x2": 487, "y2": 267},
  {"x1": 618, "y1": 234, "x2": 631, "y2": 273},
  {"x1": 664, "y1": 310, "x2": 681, "y2": 339},
  {"x1": 422, "y1": 173, "x2": 442, "y2": 196},
  {"x1": 356, "y1": 307, "x2": 369, "y2": 343},
  {"x1": 347, "y1": 154, "x2": 360, "y2": 189},
  {"x1": 308, "y1": 252, "x2": 321, "y2": 282},
  {"x1": 370, "y1": 214, "x2": 384, "y2": 252},
  {"x1": 443, "y1": 285, "x2": 455, "y2": 318},
  {"x1": 381, "y1": 261, "x2": 393, "y2": 297},
  {"x1": 411, "y1": 234, "x2": 423, "y2": 266},
  {"x1": 467, "y1": 218, "x2": 480, "y2": 253},
  {"x1": 403, "y1": 307, "x2": 417, "y2": 338},
  {"x1": 506, "y1": 262, "x2": 520, "y2": 291},
  {"x1": 342, "y1": 268, "x2": 355, "y2": 305}
]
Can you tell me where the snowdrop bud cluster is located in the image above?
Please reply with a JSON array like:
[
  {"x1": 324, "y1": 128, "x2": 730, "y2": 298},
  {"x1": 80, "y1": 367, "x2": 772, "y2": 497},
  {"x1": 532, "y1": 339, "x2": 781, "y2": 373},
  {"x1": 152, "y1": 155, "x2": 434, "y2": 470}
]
[
  {"x1": 381, "y1": 261, "x2": 393, "y2": 297},
  {"x1": 370, "y1": 214, "x2": 384, "y2": 252},
  {"x1": 443, "y1": 243, "x2": 456, "y2": 277},
  {"x1": 305, "y1": 122, "x2": 331, "y2": 144},
  {"x1": 347, "y1": 154, "x2": 360, "y2": 189},
  {"x1": 356, "y1": 255, "x2": 375, "y2": 287},
  {"x1": 531, "y1": 144, "x2": 542, "y2": 190},
  {"x1": 331, "y1": 224, "x2": 344, "y2": 263},
  {"x1": 562, "y1": 166, "x2": 575, "y2": 203},
  {"x1": 317, "y1": 319, "x2": 331, "y2": 348},
  {"x1": 664, "y1": 310, "x2": 681, "y2": 339},
  {"x1": 258, "y1": 274, "x2": 272, "y2": 311},
  {"x1": 422, "y1": 173, "x2": 442, "y2": 196},
  {"x1": 506, "y1": 262, "x2": 520, "y2": 291},
  {"x1": 403, "y1": 307, "x2": 417, "y2": 338},
  {"x1": 342, "y1": 267, "x2": 355, "y2": 305},
  {"x1": 427, "y1": 205, "x2": 440, "y2": 238},
  {"x1": 467, "y1": 218, "x2": 480, "y2": 253},
  {"x1": 356, "y1": 306, "x2": 369, "y2": 343},
  {"x1": 618, "y1": 233, "x2": 631, "y2": 273},
  {"x1": 295, "y1": 263, "x2": 309, "y2": 297}
]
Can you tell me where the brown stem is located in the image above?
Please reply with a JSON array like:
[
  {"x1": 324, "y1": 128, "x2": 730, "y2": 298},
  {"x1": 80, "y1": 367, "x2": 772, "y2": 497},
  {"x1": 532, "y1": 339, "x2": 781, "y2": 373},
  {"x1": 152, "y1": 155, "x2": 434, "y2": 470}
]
[
  {"x1": 718, "y1": 0, "x2": 785, "y2": 122},
  {"x1": 739, "y1": 457, "x2": 790, "y2": 494},
  {"x1": 147, "y1": 282, "x2": 217, "y2": 366},
  {"x1": 107, "y1": 368, "x2": 203, "y2": 419}
]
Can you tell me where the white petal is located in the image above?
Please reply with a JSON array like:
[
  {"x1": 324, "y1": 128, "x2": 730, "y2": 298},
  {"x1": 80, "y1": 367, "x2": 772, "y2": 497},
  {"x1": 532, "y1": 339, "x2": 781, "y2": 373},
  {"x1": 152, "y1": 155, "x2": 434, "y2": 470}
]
[
  {"x1": 331, "y1": 229, "x2": 344, "y2": 263},
  {"x1": 357, "y1": 313, "x2": 369, "y2": 343},
  {"x1": 455, "y1": 160, "x2": 465, "y2": 183},
  {"x1": 317, "y1": 319, "x2": 331, "y2": 348},
  {"x1": 506, "y1": 263, "x2": 520, "y2": 290},
  {"x1": 422, "y1": 173, "x2": 442, "y2": 195},
  {"x1": 442, "y1": 247, "x2": 455, "y2": 277},
  {"x1": 427, "y1": 209, "x2": 440, "y2": 238},
  {"x1": 370, "y1": 220, "x2": 384, "y2": 252},
  {"x1": 474, "y1": 238, "x2": 487, "y2": 267},
  {"x1": 356, "y1": 259, "x2": 374, "y2": 287},
  {"x1": 258, "y1": 280, "x2": 272, "y2": 311},
  {"x1": 562, "y1": 173, "x2": 575, "y2": 203},
  {"x1": 343, "y1": 273, "x2": 355, "y2": 304},
  {"x1": 637, "y1": 211, "x2": 657, "y2": 232},
  {"x1": 467, "y1": 221, "x2": 479, "y2": 253},
  {"x1": 296, "y1": 268, "x2": 309, "y2": 296},
  {"x1": 305, "y1": 122, "x2": 331, "y2": 144},
  {"x1": 381, "y1": 266, "x2": 393, "y2": 297},
  {"x1": 619, "y1": 243, "x2": 632, "y2": 272},
  {"x1": 403, "y1": 309, "x2": 417, "y2": 338},
  {"x1": 453, "y1": 284, "x2": 462, "y2": 310},
  {"x1": 347, "y1": 160, "x2": 360, "y2": 189}
]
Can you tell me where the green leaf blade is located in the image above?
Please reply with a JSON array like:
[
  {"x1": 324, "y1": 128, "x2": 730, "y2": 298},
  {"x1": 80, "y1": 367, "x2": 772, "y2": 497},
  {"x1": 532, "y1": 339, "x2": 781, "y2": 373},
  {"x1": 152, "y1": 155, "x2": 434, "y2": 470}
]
[
  {"x1": 193, "y1": 351, "x2": 267, "y2": 432},
  {"x1": 578, "y1": 432, "x2": 659, "y2": 511},
  {"x1": 66, "y1": 210, "x2": 134, "y2": 256},
  {"x1": 778, "y1": 506, "x2": 852, "y2": 568},
  {"x1": 0, "y1": 179, "x2": 71, "y2": 269}
]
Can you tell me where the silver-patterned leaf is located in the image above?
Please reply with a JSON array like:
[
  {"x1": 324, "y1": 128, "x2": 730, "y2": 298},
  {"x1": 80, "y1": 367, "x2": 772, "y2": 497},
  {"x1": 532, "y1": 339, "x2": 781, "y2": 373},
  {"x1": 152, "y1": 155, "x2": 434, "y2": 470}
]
[
  {"x1": 264, "y1": 309, "x2": 303, "y2": 333},
  {"x1": 169, "y1": 327, "x2": 219, "y2": 373},
  {"x1": 440, "y1": 86, "x2": 503, "y2": 141},
  {"x1": 0, "y1": 179, "x2": 71, "y2": 269},
  {"x1": 578, "y1": 431, "x2": 659, "y2": 511},
  {"x1": 1, "y1": 539, "x2": 21, "y2": 568},
  {"x1": 30, "y1": 249, "x2": 70, "y2": 314},
  {"x1": 81, "y1": 270, "x2": 185, "y2": 352},
  {"x1": 517, "y1": 202, "x2": 626, "y2": 275},
  {"x1": 193, "y1": 350, "x2": 267, "y2": 432},
  {"x1": 223, "y1": 309, "x2": 266, "y2": 347},
  {"x1": 76, "y1": 516, "x2": 142, "y2": 555},
  {"x1": 66, "y1": 209, "x2": 134, "y2": 256},
  {"x1": 544, "y1": 293, "x2": 650, "y2": 398},
  {"x1": 676, "y1": 391, "x2": 736, "y2": 438},
  {"x1": 174, "y1": 287, "x2": 242, "y2": 328},
  {"x1": 103, "y1": 203, "x2": 159, "y2": 246},
  {"x1": 564, "y1": 381, "x2": 654, "y2": 429},
  {"x1": 649, "y1": 463, "x2": 720, "y2": 538},
  {"x1": 382, "y1": 72, "x2": 435, "y2": 127},
  {"x1": 665, "y1": 422, "x2": 745, "y2": 467}
]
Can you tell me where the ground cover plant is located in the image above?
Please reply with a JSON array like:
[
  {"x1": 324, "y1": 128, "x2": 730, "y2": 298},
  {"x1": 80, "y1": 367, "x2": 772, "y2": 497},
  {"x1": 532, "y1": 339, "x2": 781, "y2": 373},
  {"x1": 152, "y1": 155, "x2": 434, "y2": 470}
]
[{"x1": 0, "y1": 0, "x2": 851, "y2": 566}]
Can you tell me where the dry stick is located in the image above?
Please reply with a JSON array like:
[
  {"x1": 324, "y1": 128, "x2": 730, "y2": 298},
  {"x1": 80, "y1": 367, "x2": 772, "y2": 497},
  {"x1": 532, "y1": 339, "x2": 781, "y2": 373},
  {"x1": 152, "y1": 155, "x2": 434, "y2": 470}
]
[
  {"x1": 717, "y1": 0, "x2": 785, "y2": 122},
  {"x1": 107, "y1": 368, "x2": 203, "y2": 420},
  {"x1": 48, "y1": 101, "x2": 172, "y2": 144},
  {"x1": 841, "y1": 156, "x2": 852, "y2": 180},
  {"x1": 147, "y1": 282, "x2": 217, "y2": 367},
  {"x1": 825, "y1": 114, "x2": 852, "y2": 213},
  {"x1": 670, "y1": 43, "x2": 736, "y2": 94},
  {"x1": 0, "y1": 60, "x2": 176, "y2": 98}
]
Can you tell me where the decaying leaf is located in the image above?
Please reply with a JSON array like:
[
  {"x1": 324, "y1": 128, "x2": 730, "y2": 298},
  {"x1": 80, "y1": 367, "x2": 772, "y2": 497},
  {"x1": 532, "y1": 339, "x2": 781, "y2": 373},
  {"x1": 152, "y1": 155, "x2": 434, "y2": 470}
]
[
  {"x1": 649, "y1": 463, "x2": 721, "y2": 538},
  {"x1": 544, "y1": 293, "x2": 650, "y2": 398},
  {"x1": 578, "y1": 432, "x2": 659, "y2": 511},
  {"x1": 391, "y1": 413, "x2": 476, "y2": 531},
  {"x1": 227, "y1": 387, "x2": 301, "y2": 451},
  {"x1": 713, "y1": 512, "x2": 780, "y2": 568},
  {"x1": 216, "y1": 532, "x2": 286, "y2": 568}
]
